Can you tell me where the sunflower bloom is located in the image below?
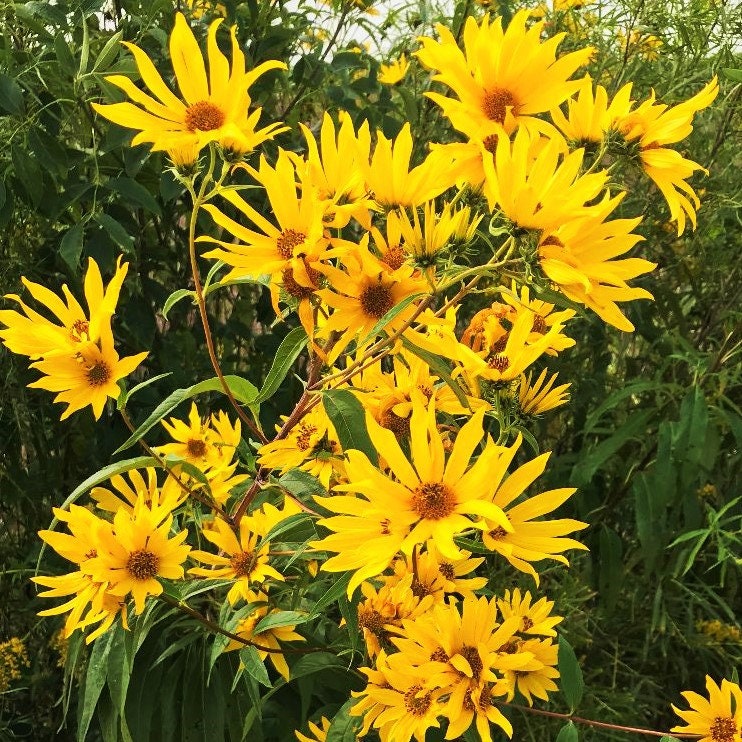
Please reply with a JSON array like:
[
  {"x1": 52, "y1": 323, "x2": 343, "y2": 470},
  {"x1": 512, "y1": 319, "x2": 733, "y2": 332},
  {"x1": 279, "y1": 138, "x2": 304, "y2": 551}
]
[
  {"x1": 90, "y1": 467, "x2": 187, "y2": 517},
  {"x1": 313, "y1": 406, "x2": 513, "y2": 594},
  {"x1": 379, "y1": 54, "x2": 410, "y2": 85},
  {"x1": 201, "y1": 151, "x2": 330, "y2": 332},
  {"x1": 416, "y1": 11, "x2": 592, "y2": 140},
  {"x1": 361, "y1": 123, "x2": 455, "y2": 209},
  {"x1": 294, "y1": 111, "x2": 374, "y2": 228},
  {"x1": 92, "y1": 13, "x2": 286, "y2": 156},
  {"x1": 316, "y1": 241, "x2": 428, "y2": 365},
  {"x1": 28, "y1": 321, "x2": 147, "y2": 420},
  {"x1": 480, "y1": 437, "x2": 587, "y2": 582},
  {"x1": 517, "y1": 369, "x2": 570, "y2": 415},
  {"x1": 295, "y1": 717, "x2": 331, "y2": 742},
  {"x1": 86, "y1": 503, "x2": 191, "y2": 613},
  {"x1": 617, "y1": 77, "x2": 718, "y2": 235},
  {"x1": 0, "y1": 257, "x2": 127, "y2": 360},
  {"x1": 671, "y1": 676, "x2": 742, "y2": 742},
  {"x1": 157, "y1": 402, "x2": 241, "y2": 472}
]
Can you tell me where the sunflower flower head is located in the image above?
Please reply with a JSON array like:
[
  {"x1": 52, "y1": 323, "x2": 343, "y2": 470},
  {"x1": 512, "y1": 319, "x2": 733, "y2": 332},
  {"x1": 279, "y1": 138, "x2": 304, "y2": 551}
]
[{"x1": 92, "y1": 13, "x2": 287, "y2": 157}]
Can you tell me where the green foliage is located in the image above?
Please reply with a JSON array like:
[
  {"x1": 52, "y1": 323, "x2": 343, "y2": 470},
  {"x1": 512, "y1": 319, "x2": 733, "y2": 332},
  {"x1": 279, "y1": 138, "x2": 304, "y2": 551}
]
[{"x1": 0, "y1": 0, "x2": 740, "y2": 739}]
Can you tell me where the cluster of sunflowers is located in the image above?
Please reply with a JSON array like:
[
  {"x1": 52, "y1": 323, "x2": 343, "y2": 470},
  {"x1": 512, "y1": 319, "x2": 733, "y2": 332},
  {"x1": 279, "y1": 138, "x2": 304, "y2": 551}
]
[{"x1": 2, "y1": 6, "x2": 738, "y2": 742}]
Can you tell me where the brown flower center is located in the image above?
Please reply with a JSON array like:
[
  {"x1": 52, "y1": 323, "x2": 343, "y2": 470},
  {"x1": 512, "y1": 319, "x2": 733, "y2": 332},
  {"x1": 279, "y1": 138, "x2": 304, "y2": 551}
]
[
  {"x1": 404, "y1": 685, "x2": 432, "y2": 717},
  {"x1": 295, "y1": 423, "x2": 318, "y2": 451},
  {"x1": 438, "y1": 563, "x2": 455, "y2": 580},
  {"x1": 483, "y1": 134, "x2": 499, "y2": 154},
  {"x1": 540, "y1": 235, "x2": 564, "y2": 248},
  {"x1": 276, "y1": 229, "x2": 306, "y2": 259},
  {"x1": 126, "y1": 549, "x2": 159, "y2": 580},
  {"x1": 710, "y1": 717, "x2": 737, "y2": 742},
  {"x1": 491, "y1": 335, "x2": 508, "y2": 354},
  {"x1": 488, "y1": 526, "x2": 508, "y2": 540},
  {"x1": 482, "y1": 88, "x2": 518, "y2": 124},
  {"x1": 430, "y1": 647, "x2": 449, "y2": 662},
  {"x1": 532, "y1": 315, "x2": 546, "y2": 334},
  {"x1": 487, "y1": 354, "x2": 510, "y2": 372},
  {"x1": 411, "y1": 482, "x2": 455, "y2": 520},
  {"x1": 500, "y1": 639, "x2": 522, "y2": 654},
  {"x1": 70, "y1": 319, "x2": 89, "y2": 342},
  {"x1": 230, "y1": 550, "x2": 257, "y2": 578},
  {"x1": 86, "y1": 360, "x2": 111, "y2": 387},
  {"x1": 459, "y1": 645, "x2": 484, "y2": 681},
  {"x1": 184, "y1": 101, "x2": 225, "y2": 132},
  {"x1": 522, "y1": 617, "x2": 534, "y2": 631},
  {"x1": 411, "y1": 577, "x2": 434, "y2": 599},
  {"x1": 358, "y1": 607, "x2": 390, "y2": 643},
  {"x1": 383, "y1": 245, "x2": 406, "y2": 271},
  {"x1": 360, "y1": 282, "x2": 395, "y2": 319},
  {"x1": 379, "y1": 409, "x2": 410, "y2": 438},
  {"x1": 281, "y1": 264, "x2": 320, "y2": 299},
  {"x1": 186, "y1": 438, "x2": 207, "y2": 458}
]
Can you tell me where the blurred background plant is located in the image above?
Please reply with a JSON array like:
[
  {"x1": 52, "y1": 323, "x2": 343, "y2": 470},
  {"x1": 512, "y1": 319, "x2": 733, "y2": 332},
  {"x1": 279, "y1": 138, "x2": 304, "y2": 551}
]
[{"x1": 0, "y1": 0, "x2": 739, "y2": 739}]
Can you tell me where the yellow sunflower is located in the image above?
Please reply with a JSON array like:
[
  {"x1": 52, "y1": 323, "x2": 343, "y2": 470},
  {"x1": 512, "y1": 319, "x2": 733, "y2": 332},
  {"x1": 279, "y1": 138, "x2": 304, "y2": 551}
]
[
  {"x1": 361, "y1": 123, "x2": 455, "y2": 209},
  {"x1": 479, "y1": 437, "x2": 587, "y2": 582},
  {"x1": 0, "y1": 257, "x2": 127, "y2": 360},
  {"x1": 617, "y1": 77, "x2": 718, "y2": 235},
  {"x1": 497, "y1": 588, "x2": 563, "y2": 637},
  {"x1": 189, "y1": 516, "x2": 284, "y2": 604},
  {"x1": 500, "y1": 636, "x2": 560, "y2": 704},
  {"x1": 379, "y1": 54, "x2": 411, "y2": 85},
  {"x1": 27, "y1": 320, "x2": 147, "y2": 420},
  {"x1": 538, "y1": 192, "x2": 655, "y2": 331},
  {"x1": 200, "y1": 151, "x2": 330, "y2": 331},
  {"x1": 415, "y1": 10, "x2": 592, "y2": 140},
  {"x1": 225, "y1": 591, "x2": 304, "y2": 680},
  {"x1": 92, "y1": 13, "x2": 287, "y2": 156},
  {"x1": 671, "y1": 676, "x2": 742, "y2": 742},
  {"x1": 294, "y1": 111, "x2": 373, "y2": 228},
  {"x1": 87, "y1": 504, "x2": 191, "y2": 613},
  {"x1": 90, "y1": 467, "x2": 187, "y2": 518},
  {"x1": 352, "y1": 650, "x2": 444, "y2": 742},
  {"x1": 517, "y1": 369, "x2": 570, "y2": 415},
  {"x1": 316, "y1": 240, "x2": 428, "y2": 365},
  {"x1": 313, "y1": 406, "x2": 512, "y2": 594},
  {"x1": 157, "y1": 402, "x2": 241, "y2": 472}
]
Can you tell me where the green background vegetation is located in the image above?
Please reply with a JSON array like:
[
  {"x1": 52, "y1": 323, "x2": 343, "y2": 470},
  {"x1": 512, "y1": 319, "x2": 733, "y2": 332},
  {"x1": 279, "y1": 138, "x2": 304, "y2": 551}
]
[{"x1": 0, "y1": 0, "x2": 740, "y2": 739}]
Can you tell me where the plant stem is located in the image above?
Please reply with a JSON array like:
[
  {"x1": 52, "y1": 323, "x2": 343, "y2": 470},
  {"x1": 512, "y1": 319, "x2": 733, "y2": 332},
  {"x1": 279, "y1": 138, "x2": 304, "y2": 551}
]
[
  {"x1": 498, "y1": 701, "x2": 700, "y2": 739},
  {"x1": 187, "y1": 148, "x2": 268, "y2": 444}
]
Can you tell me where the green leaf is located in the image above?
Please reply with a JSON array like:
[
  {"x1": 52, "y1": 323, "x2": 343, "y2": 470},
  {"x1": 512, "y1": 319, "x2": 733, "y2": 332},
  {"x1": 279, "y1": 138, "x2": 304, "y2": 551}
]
[
  {"x1": 572, "y1": 409, "x2": 654, "y2": 486},
  {"x1": 239, "y1": 646, "x2": 271, "y2": 687},
  {"x1": 161, "y1": 288, "x2": 195, "y2": 320},
  {"x1": 322, "y1": 389, "x2": 377, "y2": 463},
  {"x1": 114, "y1": 376, "x2": 258, "y2": 454},
  {"x1": 555, "y1": 721, "x2": 579, "y2": 742},
  {"x1": 105, "y1": 625, "x2": 131, "y2": 716},
  {"x1": 12, "y1": 145, "x2": 43, "y2": 206},
  {"x1": 310, "y1": 572, "x2": 352, "y2": 613},
  {"x1": 359, "y1": 292, "x2": 424, "y2": 345},
  {"x1": 95, "y1": 213, "x2": 135, "y2": 252},
  {"x1": 326, "y1": 697, "x2": 362, "y2": 742},
  {"x1": 583, "y1": 381, "x2": 660, "y2": 434},
  {"x1": 78, "y1": 629, "x2": 116, "y2": 742},
  {"x1": 0, "y1": 73, "x2": 24, "y2": 116},
  {"x1": 557, "y1": 636, "x2": 584, "y2": 712},
  {"x1": 289, "y1": 652, "x2": 346, "y2": 680},
  {"x1": 597, "y1": 526, "x2": 623, "y2": 612},
  {"x1": 59, "y1": 223, "x2": 85, "y2": 270},
  {"x1": 251, "y1": 327, "x2": 308, "y2": 404},
  {"x1": 722, "y1": 68, "x2": 742, "y2": 83},
  {"x1": 659, "y1": 737, "x2": 681, "y2": 742},
  {"x1": 401, "y1": 337, "x2": 470, "y2": 408},
  {"x1": 78, "y1": 12, "x2": 90, "y2": 76},
  {"x1": 117, "y1": 372, "x2": 172, "y2": 410},
  {"x1": 453, "y1": 536, "x2": 491, "y2": 555},
  {"x1": 254, "y1": 610, "x2": 309, "y2": 634},
  {"x1": 92, "y1": 29, "x2": 123, "y2": 72},
  {"x1": 278, "y1": 468, "x2": 326, "y2": 498},
  {"x1": 261, "y1": 512, "x2": 314, "y2": 545},
  {"x1": 105, "y1": 177, "x2": 162, "y2": 215}
]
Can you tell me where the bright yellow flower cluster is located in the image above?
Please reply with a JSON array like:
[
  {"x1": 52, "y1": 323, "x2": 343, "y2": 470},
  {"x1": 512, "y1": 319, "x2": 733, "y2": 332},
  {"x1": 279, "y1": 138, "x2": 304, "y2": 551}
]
[
  {"x1": 10, "y1": 8, "x2": 725, "y2": 742},
  {"x1": 0, "y1": 258, "x2": 147, "y2": 419},
  {"x1": 696, "y1": 619, "x2": 742, "y2": 644},
  {"x1": 0, "y1": 637, "x2": 29, "y2": 693},
  {"x1": 672, "y1": 676, "x2": 742, "y2": 742}
]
